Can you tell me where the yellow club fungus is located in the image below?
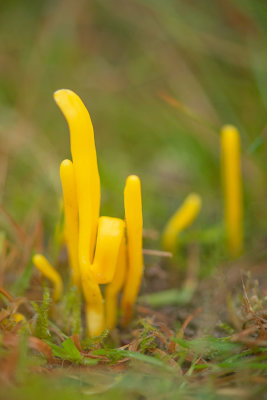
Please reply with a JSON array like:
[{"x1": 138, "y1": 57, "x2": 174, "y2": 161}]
[
  {"x1": 162, "y1": 193, "x2": 202, "y2": 253},
  {"x1": 221, "y1": 125, "x2": 243, "y2": 256},
  {"x1": 60, "y1": 159, "x2": 80, "y2": 288},
  {"x1": 92, "y1": 217, "x2": 125, "y2": 285},
  {"x1": 121, "y1": 175, "x2": 143, "y2": 326},
  {"x1": 54, "y1": 89, "x2": 100, "y2": 269},
  {"x1": 13, "y1": 313, "x2": 26, "y2": 323},
  {"x1": 82, "y1": 217, "x2": 125, "y2": 336},
  {"x1": 32, "y1": 254, "x2": 63, "y2": 302},
  {"x1": 33, "y1": 89, "x2": 145, "y2": 337}
]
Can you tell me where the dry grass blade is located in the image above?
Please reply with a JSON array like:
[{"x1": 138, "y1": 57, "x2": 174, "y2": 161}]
[
  {"x1": 177, "y1": 307, "x2": 202, "y2": 339},
  {"x1": 0, "y1": 205, "x2": 27, "y2": 244},
  {"x1": 241, "y1": 277, "x2": 267, "y2": 338},
  {"x1": 0, "y1": 286, "x2": 13, "y2": 302},
  {"x1": 0, "y1": 348, "x2": 19, "y2": 384},
  {"x1": 137, "y1": 305, "x2": 170, "y2": 323},
  {"x1": 71, "y1": 334, "x2": 82, "y2": 352},
  {"x1": 0, "y1": 309, "x2": 10, "y2": 323},
  {"x1": 28, "y1": 337, "x2": 54, "y2": 363}
]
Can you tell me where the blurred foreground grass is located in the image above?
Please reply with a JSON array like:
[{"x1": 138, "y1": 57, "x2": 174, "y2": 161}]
[{"x1": 0, "y1": 0, "x2": 267, "y2": 399}]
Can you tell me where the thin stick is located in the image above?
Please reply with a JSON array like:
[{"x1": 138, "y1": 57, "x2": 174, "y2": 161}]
[{"x1": 142, "y1": 249, "x2": 173, "y2": 258}]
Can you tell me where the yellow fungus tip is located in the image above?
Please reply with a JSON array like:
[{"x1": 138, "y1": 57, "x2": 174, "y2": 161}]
[
  {"x1": 53, "y1": 88, "x2": 74, "y2": 101},
  {"x1": 60, "y1": 159, "x2": 72, "y2": 169},
  {"x1": 221, "y1": 124, "x2": 239, "y2": 134},
  {"x1": 126, "y1": 174, "x2": 140, "y2": 183},
  {"x1": 32, "y1": 254, "x2": 43, "y2": 265},
  {"x1": 221, "y1": 125, "x2": 240, "y2": 146},
  {"x1": 162, "y1": 192, "x2": 202, "y2": 253},
  {"x1": 32, "y1": 253, "x2": 63, "y2": 302},
  {"x1": 53, "y1": 89, "x2": 84, "y2": 119},
  {"x1": 186, "y1": 193, "x2": 202, "y2": 207}
]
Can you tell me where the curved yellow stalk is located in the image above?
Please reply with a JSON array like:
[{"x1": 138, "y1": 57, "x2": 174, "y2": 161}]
[
  {"x1": 105, "y1": 235, "x2": 127, "y2": 330},
  {"x1": 221, "y1": 125, "x2": 243, "y2": 256},
  {"x1": 53, "y1": 89, "x2": 100, "y2": 271},
  {"x1": 121, "y1": 175, "x2": 143, "y2": 326},
  {"x1": 92, "y1": 217, "x2": 125, "y2": 284},
  {"x1": 32, "y1": 254, "x2": 63, "y2": 302},
  {"x1": 60, "y1": 159, "x2": 80, "y2": 288},
  {"x1": 162, "y1": 193, "x2": 202, "y2": 253}
]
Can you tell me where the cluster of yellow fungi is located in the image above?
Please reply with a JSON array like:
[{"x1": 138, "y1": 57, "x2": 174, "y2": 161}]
[
  {"x1": 33, "y1": 89, "x2": 143, "y2": 337},
  {"x1": 32, "y1": 89, "x2": 243, "y2": 337}
]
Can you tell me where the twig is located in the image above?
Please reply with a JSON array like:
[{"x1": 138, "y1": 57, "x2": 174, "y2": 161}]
[{"x1": 143, "y1": 249, "x2": 172, "y2": 258}]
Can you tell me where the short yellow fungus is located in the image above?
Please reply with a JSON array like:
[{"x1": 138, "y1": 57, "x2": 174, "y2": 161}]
[
  {"x1": 32, "y1": 254, "x2": 63, "y2": 302},
  {"x1": 162, "y1": 193, "x2": 202, "y2": 253},
  {"x1": 13, "y1": 313, "x2": 26, "y2": 323},
  {"x1": 60, "y1": 159, "x2": 80, "y2": 288},
  {"x1": 121, "y1": 175, "x2": 143, "y2": 325},
  {"x1": 221, "y1": 125, "x2": 243, "y2": 256},
  {"x1": 92, "y1": 216, "x2": 125, "y2": 285},
  {"x1": 105, "y1": 235, "x2": 127, "y2": 330},
  {"x1": 84, "y1": 216, "x2": 125, "y2": 335}
]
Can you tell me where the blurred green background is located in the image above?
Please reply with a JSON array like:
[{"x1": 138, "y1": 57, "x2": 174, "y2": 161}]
[
  {"x1": 0, "y1": 2, "x2": 267, "y2": 398},
  {"x1": 0, "y1": 0, "x2": 266, "y2": 249}
]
